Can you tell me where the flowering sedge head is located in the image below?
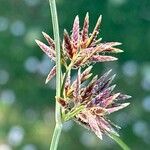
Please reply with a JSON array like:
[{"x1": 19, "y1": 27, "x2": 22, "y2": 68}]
[
  {"x1": 58, "y1": 68, "x2": 131, "y2": 139},
  {"x1": 35, "y1": 13, "x2": 123, "y2": 83},
  {"x1": 35, "y1": 13, "x2": 131, "y2": 140}
]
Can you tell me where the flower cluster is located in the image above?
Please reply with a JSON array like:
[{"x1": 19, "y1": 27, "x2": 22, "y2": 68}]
[
  {"x1": 36, "y1": 13, "x2": 131, "y2": 140},
  {"x1": 58, "y1": 67, "x2": 131, "y2": 139},
  {"x1": 35, "y1": 13, "x2": 123, "y2": 84}
]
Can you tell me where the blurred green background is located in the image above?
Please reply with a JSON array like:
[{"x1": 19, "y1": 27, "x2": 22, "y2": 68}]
[{"x1": 0, "y1": 0, "x2": 150, "y2": 150}]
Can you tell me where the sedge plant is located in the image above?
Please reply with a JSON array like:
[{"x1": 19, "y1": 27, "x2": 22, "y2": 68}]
[{"x1": 35, "y1": 0, "x2": 131, "y2": 149}]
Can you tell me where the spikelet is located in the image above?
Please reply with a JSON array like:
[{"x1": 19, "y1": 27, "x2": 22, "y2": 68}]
[
  {"x1": 72, "y1": 16, "x2": 80, "y2": 53},
  {"x1": 63, "y1": 29, "x2": 73, "y2": 58},
  {"x1": 42, "y1": 32, "x2": 55, "y2": 49},
  {"x1": 45, "y1": 66, "x2": 56, "y2": 84},
  {"x1": 35, "y1": 39, "x2": 56, "y2": 61},
  {"x1": 81, "y1": 12, "x2": 89, "y2": 48}
]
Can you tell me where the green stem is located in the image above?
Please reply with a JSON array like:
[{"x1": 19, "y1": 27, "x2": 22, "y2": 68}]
[
  {"x1": 108, "y1": 134, "x2": 130, "y2": 150},
  {"x1": 49, "y1": 124, "x2": 62, "y2": 150},
  {"x1": 60, "y1": 63, "x2": 72, "y2": 97},
  {"x1": 49, "y1": 0, "x2": 62, "y2": 150},
  {"x1": 60, "y1": 53, "x2": 80, "y2": 97}
]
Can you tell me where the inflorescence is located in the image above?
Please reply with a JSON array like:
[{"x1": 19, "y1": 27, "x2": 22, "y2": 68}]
[{"x1": 35, "y1": 13, "x2": 131, "y2": 140}]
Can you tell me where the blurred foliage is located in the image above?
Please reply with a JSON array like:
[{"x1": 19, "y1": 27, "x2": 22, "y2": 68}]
[{"x1": 0, "y1": 0, "x2": 150, "y2": 150}]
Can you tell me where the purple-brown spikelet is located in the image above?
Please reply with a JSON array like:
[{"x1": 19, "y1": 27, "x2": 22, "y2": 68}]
[
  {"x1": 45, "y1": 65, "x2": 56, "y2": 84},
  {"x1": 81, "y1": 75, "x2": 98, "y2": 100},
  {"x1": 72, "y1": 66, "x2": 93, "y2": 87},
  {"x1": 64, "y1": 73, "x2": 71, "y2": 94},
  {"x1": 86, "y1": 15, "x2": 102, "y2": 47},
  {"x1": 35, "y1": 39, "x2": 56, "y2": 61},
  {"x1": 72, "y1": 16, "x2": 80, "y2": 52},
  {"x1": 73, "y1": 68, "x2": 81, "y2": 102},
  {"x1": 42, "y1": 32, "x2": 55, "y2": 49},
  {"x1": 36, "y1": 13, "x2": 131, "y2": 140},
  {"x1": 90, "y1": 55, "x2": 118, "y2": 62},
  {"x1": 63, "y1": 29, "x2": 73, "y2": 58},
  {"x1": 81, "y1": 12, "x2": 89, "y2": 47}
]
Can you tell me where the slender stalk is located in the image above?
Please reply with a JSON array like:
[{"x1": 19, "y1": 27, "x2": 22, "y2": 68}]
[
  {"x1": 49, "y1": 124, "x2": 62, "y2": 150},
  {"x1": 60, "y1": 63, "x2": 73, "y2": 97},
  {"x1": 49, "y1": 0, "x2": 62, "y2": 150},
  {"x1": 108, "y1": 134, "x2": 130, "y2": 150}
]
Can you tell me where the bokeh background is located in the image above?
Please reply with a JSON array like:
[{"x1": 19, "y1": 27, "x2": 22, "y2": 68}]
[{"x1": 0, "y1": 0, "x2": 150, "y2": 149}]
